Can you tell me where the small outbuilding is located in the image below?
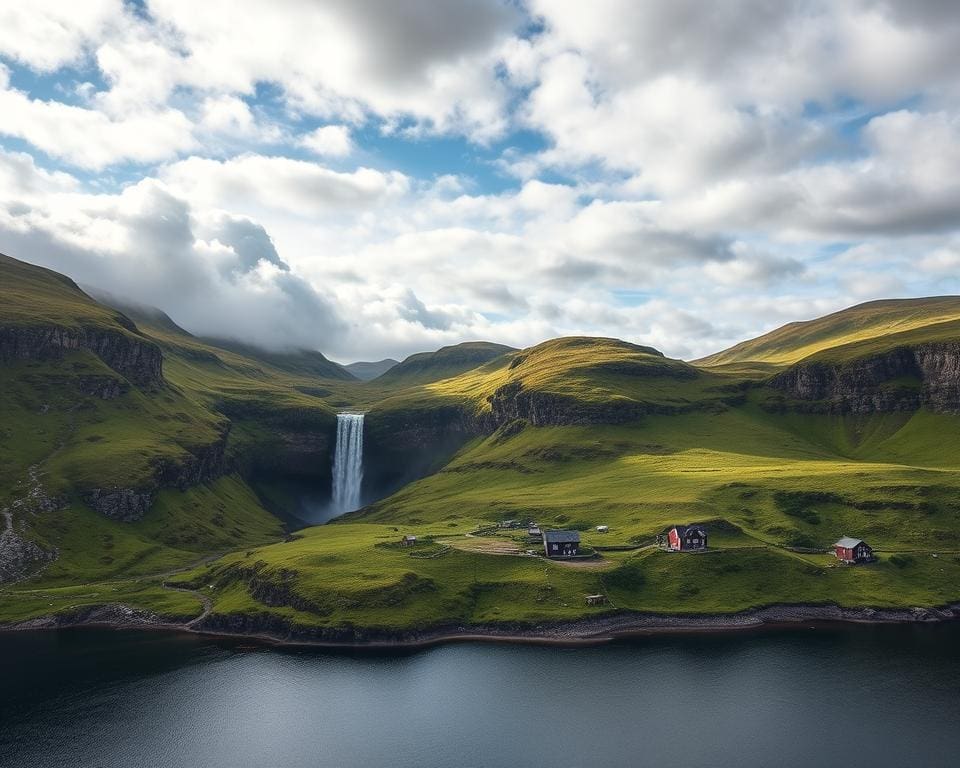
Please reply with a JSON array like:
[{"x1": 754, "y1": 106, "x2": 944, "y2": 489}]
[
  {"x1": 528, "y1": 525, "x2": 542, "y2": 538},
  {"x1": 667, "y1": 524, "x2": 708, "y2": 552},
  {"x1": 586, "y1": 594, "x2": 607, "y2": 606},
  {"x1": 596, "y1": 525, "x2": 609, "y2": 533},
  {"x1": 400, "y1": 535, "x2": 418, "y2": 547},
  {"x1": 543, "y1": 529, "x2": 580, "y2": 558},
  {"x1": 834, "y1": 536, "x2": 874, "y2": 564}
]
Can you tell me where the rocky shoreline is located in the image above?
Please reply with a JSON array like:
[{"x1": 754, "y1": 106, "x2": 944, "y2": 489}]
[{"x1": 5, "y1": 601, "x2": 960, "y2": 650}]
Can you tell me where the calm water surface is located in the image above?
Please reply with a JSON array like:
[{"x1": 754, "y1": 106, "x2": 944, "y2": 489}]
[{"x1": 1, "y1": 624, "x2": 959, "y2": 768}]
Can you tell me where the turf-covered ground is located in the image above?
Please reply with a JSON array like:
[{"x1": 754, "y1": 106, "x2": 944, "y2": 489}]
[
  {"x1": 161, "y1": 404, "x2": 960, "y2": 631},
  {"x1": 4, "y1": 253, "x2": 960, "y2": 632}
]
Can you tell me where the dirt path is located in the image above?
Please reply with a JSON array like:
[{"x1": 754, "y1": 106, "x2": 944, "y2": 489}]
[
  {"x1": 549, "y1": 557, "x2": 612, "y2": 570},
  {"x1": 4, "y1": 551, "x2": 222, "y2": 627},
  {"x1": 164, "y1": 585, "x2": 214, "y2": 626},
  {"x1": 443, "y1": 535, "x2": 614, "y2": 569},
  {"x1": 442, "y1": 536, "x2": 529, "y2": 556}
]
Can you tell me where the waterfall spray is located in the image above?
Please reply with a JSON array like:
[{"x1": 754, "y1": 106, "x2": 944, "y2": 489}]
[{"x1": 332, "y1": 413, "x2": 364, "y2": 514}]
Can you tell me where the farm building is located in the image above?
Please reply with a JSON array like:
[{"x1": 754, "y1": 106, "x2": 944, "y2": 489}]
[
  {"x1": 542, "y1": 530, "x2": 580, "y2": 558},
  {"x1": 834, "y1": 537, "x2": 874, "y2": 563},
  {"x1": 586, "y1": 594, "x2": 607, "y2": 605},
  {"x1": 528, "y1": 525, "x2": 542, "y2": 538},
  {"x1": 400, "y1": 535, "x2": 418, "y2": 547},
  {"x1": 666, "y1": 524, "x2": 708, "y2": 552}
]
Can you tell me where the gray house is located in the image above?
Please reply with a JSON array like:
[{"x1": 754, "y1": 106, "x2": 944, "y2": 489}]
[{"x1": 542, "y1": 529, "x2": 580, "y2": 558}]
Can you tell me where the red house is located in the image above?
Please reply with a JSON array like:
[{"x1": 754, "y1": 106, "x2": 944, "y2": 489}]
[
  {"x1": 667, "y1": 524, "x2": 708, "y2": 552},
  {"x1": 834, "y1": 536, "x2": 874, "y2": 563}
]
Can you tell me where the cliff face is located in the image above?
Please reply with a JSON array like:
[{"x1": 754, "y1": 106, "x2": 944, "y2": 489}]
[
  {"x1": 239, "y1": 430, "x2": 332, "y2": 480},
  {"x1": 82, "y1": 488, "x2": 154, "y2": 522},
  {"x1": 0, "y1": 325, "x2": 163, "y2": 387},
  {"x1": 487, "y1": 382, "x2": 650, "y2": 426},
  {"x1": 770, "y1": 342, "x2": 960, "y2": 413},
  {"x1": 84, "y1": 428, "x2": 231, "y2": 522},
  {"x1": 362, "y1": 405, "x2": 480, "y2": 501}
]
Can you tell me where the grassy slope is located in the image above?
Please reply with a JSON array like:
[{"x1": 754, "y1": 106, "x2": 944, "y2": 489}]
[
  {"x1": 375, "y1": 341, "x2": 515, "y2": 386},
  {"x1": 370, "y1": 336, "x2": 741, "y2": 420},
  {"x1": 0, "y1": 257, "x2": 350, "y2": 618},
  {"x1": 5, "y1": 253, "x2": 960, "y2": 631},
  {"x1": 174, "y1": 377, "x2": 960, "y2": 632},
  {"x1": 698, "y1": 296, "x2": 960, "y2": 367},
  {"x1": 0, "y1": 253, "x2": 138, "y2": 332}
]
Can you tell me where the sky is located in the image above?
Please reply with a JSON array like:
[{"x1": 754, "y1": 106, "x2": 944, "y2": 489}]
[{"x1": 1, "y1": 1, "x2": 959, "y2": 363}]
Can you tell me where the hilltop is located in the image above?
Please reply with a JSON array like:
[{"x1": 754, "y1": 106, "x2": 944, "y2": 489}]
[
  {"x1": 375, "y1": 341, "x2": 515, "y2": 386},
  {"x1": 698, "y1": 297, "x2": 960, "y2": 367}
]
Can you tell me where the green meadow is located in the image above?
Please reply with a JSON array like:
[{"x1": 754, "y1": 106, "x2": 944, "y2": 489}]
[{"x1": 3, "y1": 253, "x2": 960, "y2": 634}]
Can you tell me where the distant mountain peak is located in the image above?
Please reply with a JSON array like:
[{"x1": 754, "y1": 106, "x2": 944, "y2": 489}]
[{"x1": 344, "y1": 359, "x2": 400, "y2": 381}]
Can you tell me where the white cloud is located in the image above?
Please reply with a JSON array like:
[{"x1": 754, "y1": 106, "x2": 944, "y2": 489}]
[
  {"x1": 0, "y1": 0, "x2": 120, "y2": 71},
  {"x1": 300, "y1": 125, "x2": 354, "y2": 158},
  {"x1": 0, "y1": 70, "x2": 196, "y2": 169},
  {"x1": 3, "y1": 2, "x2": 960, "y2": 362},
  {"x1": 159, "y1": 155, "x2": 410, "y2": 217}
]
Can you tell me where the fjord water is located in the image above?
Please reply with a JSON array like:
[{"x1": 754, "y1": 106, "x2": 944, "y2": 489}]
[
  {"x1": 2, "y1": 625, "x2": 960, "y2": 768},
  {"x1": 331, "y1": 412, "x2": 364, "y2": 514}
]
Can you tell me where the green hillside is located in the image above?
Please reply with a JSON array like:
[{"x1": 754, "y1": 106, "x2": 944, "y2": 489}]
[
  {"x1": 3, "y1": 252, "x2": 960, "y2": 639},
  {"x1": 173, "y1": 407, "x2": 960, "y2": 632},
  {"x1": 0, "y1": 254, "x2": 347, "y2": 601},
  {"x1": 424, "y1": 336, "x2": 735, "y2": 416},
  {"x1": 0, "y1": 253, "x2": 138, "y2": 332},
  {"x1": 376, "y1": 341, "x2": 515, "y2": 385},
  {"x1": 698, "y1": 297, "x2": 960, "y2": 367}
]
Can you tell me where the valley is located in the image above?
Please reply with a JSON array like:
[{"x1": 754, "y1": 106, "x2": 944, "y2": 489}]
[{"x1": 2, "y1": 253, "x2": 960, "y2": 644}]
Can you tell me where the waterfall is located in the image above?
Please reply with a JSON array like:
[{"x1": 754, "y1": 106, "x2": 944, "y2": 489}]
[{"x1": 332, "y1": 413, "x2": 364, "y2": 514}]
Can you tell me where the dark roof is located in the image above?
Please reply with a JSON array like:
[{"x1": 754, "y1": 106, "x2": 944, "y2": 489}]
[
  {"x1": 834, "y1": 536, "x2": 864, "y2": 549},
  {"x1": 543, "y1": 530, "x2": 581, "y2": 544},
  {"x1": 671, "y1": 524, "x2": 707, "y2": 537}
]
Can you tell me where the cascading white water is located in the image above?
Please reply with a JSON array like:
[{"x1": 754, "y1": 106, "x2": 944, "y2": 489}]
[{"x1": 331, "y1": 413, "x2": 364, "y2": 514}]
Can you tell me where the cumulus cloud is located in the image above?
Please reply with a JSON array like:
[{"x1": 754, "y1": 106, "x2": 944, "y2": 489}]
[
  {"x1": 159, "y1": 155, "x2": 410, "y2": 216},
  {"x1": 0, "y1": 159, "x2": 344, "y2": 353},
  {"x1": 2, "y1": 2, "x2": 960, "y2": 361},
  {"x1": 300, "y1": 125, "x2": 354, "y2": 158},
  {"x1": 0, "y1": 0, "x2": 120, "y2": 72}
]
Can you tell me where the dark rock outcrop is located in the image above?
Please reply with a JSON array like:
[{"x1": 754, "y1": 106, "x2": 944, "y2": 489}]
[
  {"x1": 76, "y1": 374, "x2": 127, "y2": 400},
  {"x1": 770, "y1": 342, "x2": 960, "y2": 413},
  {"x1": 363, "y1": 405, "x2": 480, "y2": 499},
  {"x1": 487, "y1": 382, "x2": 650, "y2": 426},
  {"x1": 84, "y1": 428, "x2": 232, "y2": 521},
  {"x1": 156, "y1": 428, "x2": 231, "y2": 491},
  {"x1": 0, "y1": 527, "x2": 57, "y2": 583},
  {"x1": 239, "y1": 429, "x2": 332, "y2": 480},
  {"x1": 83, "y1": 488, "x2": 154, "y2": 522},
  {"x1": 0, "y1": 324, "x2": 163, "y2": 387}
]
